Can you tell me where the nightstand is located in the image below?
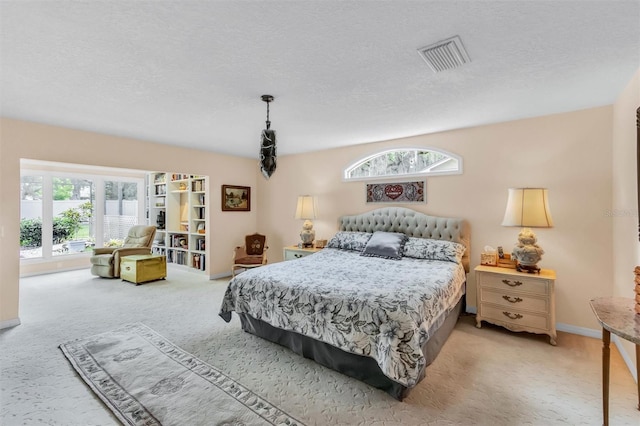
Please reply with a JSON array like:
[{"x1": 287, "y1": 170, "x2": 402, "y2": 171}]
[
  {"x1": 475, "y1": 265, "x2": 557, "y2": 345},
  {"x1": 283, "y1": 245, "x2": 322, "y2": 261}
]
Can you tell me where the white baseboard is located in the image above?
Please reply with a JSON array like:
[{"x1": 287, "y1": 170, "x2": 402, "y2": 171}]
[
  {"x1": 465, "y1": 307, "x2": 637, "y2": 383},
  {"x1": 555, "y1": 322, "x2": 601, "y2": 338},
  {"x1": 20, "y1": 265, "x2": 88, "y2": 278},
  {"x1": 545, "y1": 323, "x2": 637, "y2": 382},
  {"x1": 611, "y1": 334, "x2": 638, "y2": 382},
  {"x1": 0, "y1": 318, "x2": 21, "y2": 330}
]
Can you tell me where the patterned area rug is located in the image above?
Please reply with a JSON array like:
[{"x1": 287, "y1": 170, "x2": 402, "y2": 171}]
[{"x1": 59, "y1": 323, "x2": 305, "y2": 426}]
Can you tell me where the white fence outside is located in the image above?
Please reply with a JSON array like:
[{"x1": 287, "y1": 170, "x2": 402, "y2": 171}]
[
  {"x1": 104, "y1": 215, "x2": 139, "y2": 241},
  {"x1": 20, "y1": 200, "x2": 138, "y2": 219}
]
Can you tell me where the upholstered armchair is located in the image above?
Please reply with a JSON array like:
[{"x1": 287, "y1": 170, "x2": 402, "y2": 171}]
[
  {"x1": 90, "y1": 225, "x2": 156, "y2": 278},
  {"x1": 232, "y1": 233, "x2": 268, "y2": 277}
]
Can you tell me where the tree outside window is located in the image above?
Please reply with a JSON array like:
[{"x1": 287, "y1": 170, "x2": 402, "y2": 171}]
[{"x1": 345, "y1": 148, "x2": 461, "y2": 181}]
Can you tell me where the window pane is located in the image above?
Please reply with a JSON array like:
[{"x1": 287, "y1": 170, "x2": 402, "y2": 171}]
[
  {"x1": 20, "y1": 175, "x2": 43, "y2": 259},
  {"x1": 52, "y1": 177, "x2": 94, "y2": 255},
  {"x1": 104, "y1": 181, "x2": 139, "y2": 245},
  {"x1": 346, "y1": 149, "x2": 460, "y2": 180}
]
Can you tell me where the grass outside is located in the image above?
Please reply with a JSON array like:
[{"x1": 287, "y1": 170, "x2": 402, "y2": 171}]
[{"x1": 75, "y1": 224, "x2": 90, "y2": 239}]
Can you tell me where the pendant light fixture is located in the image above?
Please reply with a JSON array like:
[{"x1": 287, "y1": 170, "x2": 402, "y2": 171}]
[{"x1": 260, "y1": 94, "x2": 277, "y2": 179}]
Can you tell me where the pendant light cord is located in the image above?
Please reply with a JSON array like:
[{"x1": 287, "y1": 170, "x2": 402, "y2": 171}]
[
  {"x1": 265, "y1": 100, "x2": 271, "y2": 130},
  {"x1": 261, "y1": 94, "x2": 274, "y2": 130}
]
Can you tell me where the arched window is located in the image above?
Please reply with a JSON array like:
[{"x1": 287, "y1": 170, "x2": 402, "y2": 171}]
[{"x1": 344, "y1": 147, "x2": 462, "y2": 181}]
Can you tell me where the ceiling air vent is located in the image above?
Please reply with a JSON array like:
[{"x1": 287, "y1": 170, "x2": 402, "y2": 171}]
[{"x1": 417, "y1": 35, "x2": 470, "y2": 72}]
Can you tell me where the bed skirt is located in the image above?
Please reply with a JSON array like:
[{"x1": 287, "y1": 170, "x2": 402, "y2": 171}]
[{"x1": 238, "y1": 294, "x2": 465, "y2": 401}]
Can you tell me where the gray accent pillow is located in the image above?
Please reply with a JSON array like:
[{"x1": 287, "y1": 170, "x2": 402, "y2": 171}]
[
  {"x1": 402, "y1": 237, "x2": 466, "y2": 263},
  {"x1": 360, "y1": 231, "x2": 407, "y2": 260},
  {"x1": 327, "y1": 231, "x2": 372, "y2": 252}
]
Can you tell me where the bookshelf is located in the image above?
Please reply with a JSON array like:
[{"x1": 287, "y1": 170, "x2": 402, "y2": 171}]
[{"x1": 147, "y1": 172, "x2": 208, "y2": 272}]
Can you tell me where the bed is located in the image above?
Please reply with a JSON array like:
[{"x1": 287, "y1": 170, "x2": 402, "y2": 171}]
[{"x1": 219, "y1": 207, "x2": 470, "y2": 400}]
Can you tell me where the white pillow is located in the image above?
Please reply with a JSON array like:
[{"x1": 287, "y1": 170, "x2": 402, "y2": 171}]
[
  {"x1": 327, "y1": 231, "x2": 372, "y2": 252},
  {"x1": 402, "y1": 237, "x2": 466, "y2": 263}
]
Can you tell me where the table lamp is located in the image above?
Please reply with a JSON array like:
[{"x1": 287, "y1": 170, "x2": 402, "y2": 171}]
[
  {"x1": 295, "y1": 195, "x2": 317, "y2": 248},
  {"x1": 501, "y1": 188, "x2": 553, "y2": 273}
]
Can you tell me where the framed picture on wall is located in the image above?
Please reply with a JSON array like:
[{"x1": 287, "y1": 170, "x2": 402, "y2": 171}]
[
  {"x1": 221, "y1": 185, "x2": 251, "y2": 211},
  {"x1": 366, "y1": 180, "x2": 426, "y2": 203}
]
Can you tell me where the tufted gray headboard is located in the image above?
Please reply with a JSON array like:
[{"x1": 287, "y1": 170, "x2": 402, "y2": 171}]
[{"x1": 338, "y1": 207, "x2": 470, "y2": 273}]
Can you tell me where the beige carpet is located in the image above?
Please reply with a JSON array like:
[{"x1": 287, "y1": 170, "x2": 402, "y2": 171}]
[{"x1": 1, "y1": 267, "x2": 638, "y2": 425}]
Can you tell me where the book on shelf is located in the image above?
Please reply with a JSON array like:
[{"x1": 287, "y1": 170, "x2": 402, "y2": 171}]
[
  {"x1": 192, "y1": 180, "x2": 204, "y2": 192},
  {"x1": 170, "y1": 234, "x2": 188, "y2": 249},
  {"x1": 167, "y1": 249, "x2": 187, "y2": 265},
  {"x1": 170, "y1": 173, "x2": 190, "y2": 181},
  {"x1": 192, "y1": 254, "x2": 206, "y2": 271}
]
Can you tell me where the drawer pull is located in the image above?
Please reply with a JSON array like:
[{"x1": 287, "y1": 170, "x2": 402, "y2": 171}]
[
  {"x1": 502, "y1": 295, "x2": 523, "y2": 303},
  {"x1": 294, "y1": 254, "x2": 303, "y2": 258},
  {"x1": 502, "y1": 311, "x2": 523, "y2": 320},
  {"x1": 502, "y1": 279, "x2": 523, "y2": 287}
]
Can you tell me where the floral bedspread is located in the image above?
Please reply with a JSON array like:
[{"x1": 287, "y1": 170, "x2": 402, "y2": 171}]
[{"x1": 219, "y1": 248, "x2": 466, "y2": 387}]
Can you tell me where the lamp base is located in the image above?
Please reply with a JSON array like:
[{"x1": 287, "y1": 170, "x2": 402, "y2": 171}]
[
  {"x1": 516, "y1": 263, "x2": 541, "y2": 274},
  {"x1": 300, "y1": 220, "x2": 315, "y2": 249},
  {"x1": 512, "y1": 228, "x2": 545, "y2": 275}
]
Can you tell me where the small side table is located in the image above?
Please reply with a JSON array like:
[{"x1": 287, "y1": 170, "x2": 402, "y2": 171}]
[
  {"x1": 589, "y1": 297, "x2": 640, "y2": 426},
  {"x1": 475, "y1": 265, "x2": 557, "y2": 345},
  {"x1": 283, "y1": 245, "x2": 322, "y2": 261}
]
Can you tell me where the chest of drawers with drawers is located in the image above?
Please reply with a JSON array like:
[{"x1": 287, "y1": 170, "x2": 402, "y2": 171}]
[{"x1": 475, "y1": 265, "x2": 557, "y2": 345}]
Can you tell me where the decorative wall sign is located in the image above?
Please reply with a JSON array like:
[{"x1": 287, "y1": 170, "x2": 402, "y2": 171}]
[
  {"x1": 221, "y1": 185, "x2": 250, "y2": 211},
  {"x1": 366, "y1": 181, "x2": 425, "y2": 203}
]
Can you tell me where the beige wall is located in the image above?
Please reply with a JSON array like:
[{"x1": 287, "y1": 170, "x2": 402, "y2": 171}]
[
  {"x1": 612, "y1": 68, "x2": 640, "y2": 371},
  {"x1": 258, "y1": 106, "x2": 615, "y2": 330},
  {"x1": 1, "y1": 72, "x2": 636, "y2": 337},
  {"x1": 0, "y1": 118, "x2": 258, "y2": 325}
]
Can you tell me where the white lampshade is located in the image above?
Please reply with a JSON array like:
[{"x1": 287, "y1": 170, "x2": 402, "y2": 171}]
[
  {"x1": 294, "y1": 195, "x2": 317, "y2": 220},
  {"x1": 501, "y1": 188, "x2": 553, "y2": 228}
]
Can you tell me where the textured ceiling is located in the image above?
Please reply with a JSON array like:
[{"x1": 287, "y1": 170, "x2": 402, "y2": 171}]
[{"x1": 1, "y1": 1, "x2": 639, "y2": 159}]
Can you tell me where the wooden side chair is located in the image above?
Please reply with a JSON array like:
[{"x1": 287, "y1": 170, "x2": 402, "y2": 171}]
[{"x1": 232, "y1": 233, "x2": 268, "y2": 277}]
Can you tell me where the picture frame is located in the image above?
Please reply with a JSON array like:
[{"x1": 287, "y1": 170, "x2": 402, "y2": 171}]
[
  {"x1": 221, "y1": 185, "x2": 251, "y2": 211},
  {"x1": 366, "y1": 180, "x2": 426, "y2": 203}
]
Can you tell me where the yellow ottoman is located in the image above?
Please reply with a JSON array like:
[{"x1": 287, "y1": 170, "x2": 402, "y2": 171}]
[{"x1": 120, "y1": 254, "x2": 167, "y2": 284}]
